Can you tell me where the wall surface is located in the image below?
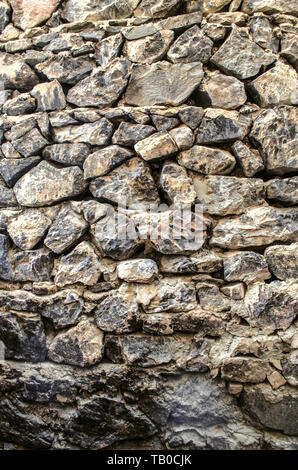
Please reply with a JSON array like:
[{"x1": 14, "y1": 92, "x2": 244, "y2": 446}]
[{"x1": 0, "y1": 0, "x2": 297, "y2": 450}]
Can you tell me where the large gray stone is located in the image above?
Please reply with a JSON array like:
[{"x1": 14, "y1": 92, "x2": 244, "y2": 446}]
[
  {"x1": 0, "y1": 234, "x2": 13, "y2": 281},
  {"x1": 167, "y1": 25, "x2": 213, "y2": 64}
]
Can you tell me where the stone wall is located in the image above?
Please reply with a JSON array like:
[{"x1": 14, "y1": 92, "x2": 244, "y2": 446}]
[{"x1": 0, "y1": 0, "x2": 297, "y2": 450}]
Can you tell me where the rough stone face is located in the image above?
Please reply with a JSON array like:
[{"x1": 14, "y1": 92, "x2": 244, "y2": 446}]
[
  {"x1": 0, "y1": 180, "x2": 17, "y2": 208},
  {"x1": 249, "y1": 62, "x2": 298, "y2": 107},
  {"x1": 169, "y1": 125, "x2": 194, "y2": 150},
  {"x1": 250, "y1": 106, "x2": 298, "y2": 175},
  {"x1": 135, "y1": 0, "x2": 182, "y2": 18},
  {"x1": 89, "y1": 157, "x2": 160, "y2": 209},
  {"x1": 67, "y1": 59, "x2": 131, "y2": 108},
  {"x1": 0, "y1": 2, "x2": 10, "y2": 33},
  {"x1": 193, "y1": 175, "x2": 265, "y2": 216},
  {"x1": 13, "y1": 162, "x2": 87, "y2": 207},
  {"x1": 14, "y1": 249, "x2": 53, "y2": 282},
  {"x1": 3, "y1": 93, "x2": 36, "y2": 116},
  {"x1": 221, "y1": 358, "x2": 270, "y2": 383},
  {"x1": 231, "y1": 140, "x2": 264, "y2": 177},
  {"x1": 0, "y1": 234, "x2": 13, "y2": 281},
  {"x1": 135, "y1": 132, "x2": 178, "y2": 161},
  {"x1": 211, "y1": 206, "x2": 298, "y2": 249},
  {"x1": 124, "y1": 30, "x2": 174, "y2": 64},
  {"x1": 266, "y1": 177, "x2": 298, "y2": 205},
  {"x1": 0, "y1": 53, "x2": 38, "y2": 91},
  {"x1": 265, "y1": 243, "x2": 298, "y2": 281},
  {"x1": 0, "y1": 311, "x2": 46, "y2": 362},
  {"x1": 54, "y1": 242, "x2": 102, "y2": 287},
  {"x1": 160, "y1": 161, "x2": 196, "y2": 205},
  {"x1": 48, "y1": 319, "x2": 104, "y2": 367},
  {"x1": 43, "y1": 143, "x2": 90, "y2": 167},
  {"x1": 117, "y1": 259, "x2": 158, "y2": 283},
  {"x1": 95, "y1": 294, "x2": 140, "y2": 334},
  {"x1": 44, "y1": 208, "x2": 88, "y2": 254},
  {"x1": 41, "y1": 292, "x2": 84, "y2": 329},
  {"x1": 178, "y1": 145, "x2": 236, "y2": 175},
  {"x1": 139, "y1": 278, "x2": 197, "y2": 313},
  {"x1": 281, "y1": 33, "x2": 298, "y2": 71},
  {"x1": 210, "y1": 27, "x2": 275, "y2": 79},
  {"x1": 196, "y1": 108, "x2": 250, "y2": 144},
  {"x1": 0, "y1": 156, "x2": 40, "y2": 187},
  {"x1": 7, "y1": 209, "x2": 51, "y2": 250},
  {"x1": 242, "y1": 383, "x2": 298, "y2": 436},
  {"x1": 96, "y1": 33, "x2": 123, "y2": 68},
  {"x1": 167, "y1": 25, "x2": 213, "y2": 64},
  {"x1": 62, "y1": 0, "x2": 136, "y2": 22},
  {"x1": 53, "y1": 119, "x2": 114, "y2": 146},
  {"x1": 8, "y1": 0, "x2": 60, "y2": 30},
  {"x1": 196, "y1": 72, "x2": 247, "y2": 109},
  {"x1": 12, "y1": 128, "x2": 48, "y2": 158},
  {"x1": 125, "y1": 61, "x2": 204, "y2": 106},
  {"x1": 245, "y1": 280, "x2": 298, "y2": 330},
  {"x1": 241, "y1": 0, "x2": 298, "y2": 16},
  {"x1": 84, "y1": 145, "x2": 133, "y2": 179},
  {"x1": 36, "y1": 55, "x2": 94, "y2": 86},
  {"x1": 112, "y1": 123, "x2": 155, "y2": 146},
  {"x1": 223, "y1": 252, "x2": 271, "y2": 284},
  {"x1": 31, "y1": 80, "x2": 66, "y2": 112}
]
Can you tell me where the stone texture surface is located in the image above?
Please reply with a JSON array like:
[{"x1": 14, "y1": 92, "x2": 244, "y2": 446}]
[{"x1": 0, "y1": 0, "x2": 297, "y2": 453}]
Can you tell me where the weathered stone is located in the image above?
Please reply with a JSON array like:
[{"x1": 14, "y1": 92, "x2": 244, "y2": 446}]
[
  {"x1": 178, "y1": 145, "x2": 236, "y2": 175},
  {"x1": 1, "y1": 142, "x2": 21, "y2": 159},
  {"x1": 169, "y1": 125, "x2": 194, "y2": 150},
  {"x1": 242, "y1": 383, "x2": 298, "y2": 435},
  {"x1": 167, "y1": 25, "x2": 213, "y2": 64},
  {"x1": 221, "y1": 358, "x2": 270, "y2": 383},
  {"x1": 31, "y1": 80, "x2": 66, "y2": 112},
  {"x1": 220, "y1": 282, "x2": 245, "y2": 300},
  {"x1": 159, "y1": 252, "x2": 220, "y2": 274},
  {"x1": 0, "y1": 1, "x2": 10, "y2": 33},
  {"x1": 249, "y1": 62, "x2": 298, "y2": 107},
  {"x1": 13, "y1": 161, "x2": 87, "y2": 207},
  {"x1": 267, "y1": 371, "x2": 287, "y2": 390},
  {"x1": 231, "y1": 140, "x2": 264, "y2": 177},
  {"x1": 55, "y1": 242, "x2": 102, "y2": 287},
  {"x1": 210, "y1": 27, "x2": 275, "y2": 79},
  {"x1": 112, "y1": 123, "x2": 155, "y2": 146},
  {"x1": 36, "y1": 55, "x2": 94, "y2": 86},
  {"x1": 117, "y1": 259, "x2": 158, "y2": 283},
  {"x1": 95, "y1": 294, "x2": 140, "y2": 334},
  {"x1": 178, "y1": 106, "x2": 204, "y2": 129},
  {"x1": 93, "y1": 212, "x2": 142, "y2": 261},
  {"x1": 150, "y1": 115, "x2": 179, "y2": 132},
  {"x1": 43, "y1": 143, "x2": 90, "y2": 167},
  {"x1": 249, "y1": 106, "x2": 298, "y2": 175},
  {"x1": 62, "y1": 0, "x2": 136, "y2": 22},
  {"x1": 0, "y1": 180, "x2": 17, "y2": 207},
  {"x1": 5, "y1": 38, "x2": 32, "y2": 53},
  {"x1": 264, "y1": 243, "x2": 298, "y2": 281},
  {"x1": 197, "y1": 282, "x2": 230, "y2": 312},
  {"x1": 202, "y1": 0, "x2": 232, "y2": 13},
  {"x1": 13, "y1": 128, "x2": 48, "y2": 157},
  {"x1": 0, "y1": 156, "x2": 40, "y2": 187},
  {"x1": 14, "y1": 249, "x2": 53, "y2": 282},
  {"x1": 241, "y1": 0, "x2": 298, "y2": 16},
  {"x1": 82, "y1": 201, "x2": 109, "y2": 224},
  {"x1": 266, "y1": 177, "x2": 298, "y2": 205},
  {"x1": 9, "y1": 0, "x2": 60, "y2": 30},
  {"x1": 0, "y1": 53, "x2": 39, "y2": 91},
  {"x1": 3, "y1": 93, "x2": 36, "y2": 116},
  {"x1": 89, "y1": 157, "x2": 160, "y2": 209},
  {"x1": 44, "y1": 207, "x2": 88, "y2": 254},
  {"x1": 7, "y1": 209, "x2": 51, "y2": 250},
  {"x1": 139, "y1": 278, "x2": 197, "y2": 313},
  {"x1": 211, "y1": 206, "x2": 298, "y2": 248},
  {"x1": 48, "y1": 319, "x2": 104, "y2": 367},
  {"x1": 4, "y1": 117, "x2": 36, "y2": 141},
  {"x1": 135, "y1": 0, "x2": 182, "y2": 18},
  {"x1": 53, "y1": 119, "x2": 113, "y2": 146},
  {"x1": 193, "y1": 175, "x2": 265, "y2": 216},
  {"x1": 41, "y1": 292, "x2": 84, "y2": 329},
  {"x1": 282, "y1": 351, "x2": 298, "y2": 387},
  {"x1": 223, "y1": 251, "x2": 271, "y2": 284},
  {"x1": 196, "y1": 108, "x2": 251, "y2": 144},
  {"x1": 135, "y1": 132, "x2": 178, "y2": 161},
  {"x1": 160, "y1": 161, "x2": 196, "y2": 205},
  {"x1": 125, "y1": 61, "x2": 203, "y2": 106},
  {"x1": 281, "y1": 33, "x2": 298, "y2": 70},
  {"x1": 245, "y1": 280, "x2": 298, "y2": 330},
  {"x1": 96, "y1": 33, "x2": 123, "y2": 68},
  {"x1": 0, "y1": 311, "x2": 46, "y2": 362},
  {"x1": 124, "y1": 30, "x2": 174, "y2": 64},
  {"x1": 196, "y1": 72, "x2": 247, "y2": 109},
  {"x1": 67, "y1": 59, "x2": 131, "y2": 108},
  {"x1": 249, "y1": 13, "x2": 278, "y2": 52},
  {"x1": 83, "y1": 145, "x2": 133, "y2": 180},
  {"x1": 0, "y1": 234, "x2": 13, "y2": 281}
]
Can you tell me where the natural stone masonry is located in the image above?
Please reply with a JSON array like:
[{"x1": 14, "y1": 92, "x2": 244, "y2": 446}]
[{"x1": 0, "y1": 0, "x2": 297, "y2": 451}]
